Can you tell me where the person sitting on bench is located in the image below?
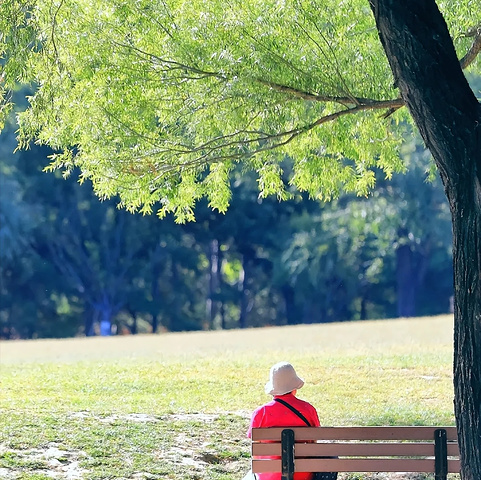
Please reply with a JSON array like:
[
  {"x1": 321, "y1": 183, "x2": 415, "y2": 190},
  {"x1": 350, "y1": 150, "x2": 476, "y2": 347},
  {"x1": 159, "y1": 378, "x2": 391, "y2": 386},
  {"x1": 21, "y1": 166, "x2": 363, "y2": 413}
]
[{"x1": 246, "y1": 361, "x2": 320, "y2": 480}]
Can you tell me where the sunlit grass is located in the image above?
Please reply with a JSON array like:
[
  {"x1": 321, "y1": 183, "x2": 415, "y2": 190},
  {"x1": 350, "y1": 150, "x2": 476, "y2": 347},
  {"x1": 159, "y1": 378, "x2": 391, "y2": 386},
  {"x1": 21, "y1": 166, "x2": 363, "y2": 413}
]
[{"x1": 0, "y1": 315, "x2": 456, "y2": 479}]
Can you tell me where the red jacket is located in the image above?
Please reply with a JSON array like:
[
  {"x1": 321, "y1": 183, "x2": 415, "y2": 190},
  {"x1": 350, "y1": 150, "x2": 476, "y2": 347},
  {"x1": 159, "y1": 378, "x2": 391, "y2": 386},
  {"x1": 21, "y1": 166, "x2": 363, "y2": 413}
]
[{"x1": 247, "y1": 393, "x2": 320, "y2": 480}]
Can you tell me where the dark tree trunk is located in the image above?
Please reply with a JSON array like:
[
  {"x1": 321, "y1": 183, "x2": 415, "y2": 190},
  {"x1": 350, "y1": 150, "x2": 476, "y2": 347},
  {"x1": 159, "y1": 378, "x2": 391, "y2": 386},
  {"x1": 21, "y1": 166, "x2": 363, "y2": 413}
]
[
  {"x1": 370, "y1": 1, "x2": 481, "y2": 478},
  {"x1": 170, "y1": 263, "x2": 182, "y2": 331},
  {"x1": 128, "y1": 308, "x2": 138, "y2": 335},
  {"x1": 360, "y1": 296, "x2": 367, "y2": 321},
  {"x1": 206, "y1": 239, "x2": 220, "y2": 329},
  {"x1": 396, "y1": 232, "x2": 431, "y2": 318},
  {"x1": 239, "y1": 259, "x2": 248, "y2": 329},
  {"x1": 281, "y1": 284, "x2": 298, "y2": 325},
  {"x1": 151, "y1": 313, "x2": 159, "y2": 333},
  {"x1": 150, "y1": 258, "x2": 162, "y2": 333},
  {"x1": 396, "y1": 242, "x2": 416, "y2": 317},
  {"x1": 220, "y1": 302, "x2": 226, "y2": 330},
  {"x1": 84, "y1": 306, "x2": 95, "y2": 336},
  {"x1": 302, "y1": 300, "x2": 315, "y2": 324},
  {"x1": 239, "y1": 251, "x2": 253, "y2": 329}
]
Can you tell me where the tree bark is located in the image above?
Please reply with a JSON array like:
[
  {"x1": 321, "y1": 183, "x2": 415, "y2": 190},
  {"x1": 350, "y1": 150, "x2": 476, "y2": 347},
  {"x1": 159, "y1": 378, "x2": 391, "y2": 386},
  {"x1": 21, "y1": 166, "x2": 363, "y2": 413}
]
[{"x1": 369, "y1": 1, "x2": 481, "y2": 478}]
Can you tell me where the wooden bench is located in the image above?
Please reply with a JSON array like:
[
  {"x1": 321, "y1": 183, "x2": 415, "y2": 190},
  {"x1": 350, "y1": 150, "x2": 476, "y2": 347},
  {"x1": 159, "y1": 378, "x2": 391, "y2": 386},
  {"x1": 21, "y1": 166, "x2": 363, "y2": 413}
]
[{"x1": 251, "y1": 426, "x2": 460, "y2": 480}]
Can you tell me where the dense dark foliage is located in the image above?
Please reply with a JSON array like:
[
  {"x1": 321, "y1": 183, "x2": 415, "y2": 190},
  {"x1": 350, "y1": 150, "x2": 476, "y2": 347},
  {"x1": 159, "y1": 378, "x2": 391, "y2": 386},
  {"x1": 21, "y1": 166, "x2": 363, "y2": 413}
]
[{"x1": 0, "y1": 121, "x2": 453, "y2": 339}]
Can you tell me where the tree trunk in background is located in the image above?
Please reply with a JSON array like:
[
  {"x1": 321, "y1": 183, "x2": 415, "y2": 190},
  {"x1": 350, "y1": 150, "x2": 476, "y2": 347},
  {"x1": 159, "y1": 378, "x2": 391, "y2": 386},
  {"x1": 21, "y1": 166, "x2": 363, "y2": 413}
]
[
  {"x1": 303, "y1": 299, "x2": 320, "y2": 324},
  {"x1": 238, "y1": 258, "x2": 248, "y2": 329},
  {"x1": 97, "y1": 298, "x2": 113, "y2": 336},
  {"x1": 396, "y1": 229, "x2": 431, "y2": 318},
  {"x1": 370, "y1": 1, "x2": 481, "y2": 478},
  {"x1": 239, "y1": 251, "x2": 253, "y2": 328},
  {"x1": 396, "y1": 241, "x2": 416, "y2": 317},
  {"x1": 360, "y1": 296, "x2": 367, "y2": 321},
  {"x1": 218, "y1": 246, "x2": 226, "y2": 329},
  {"x1": 151, "y1": 314, "x2": 159, "y2": 334},
  {"x1": 281, "y1": 284, "x2": 298, "y2": 325},
  {"x1": 127, "y1": 308, "x2": 138, "y2": 335},
  {"x1": 150, "y1": 256, "x2": 163, "y2": 333},
  {"x1": 170, "y1": 262, "x2": 182, "y2": 331},
  {"x1": 206, "y1": 239, "x2": 220, "y2": 329},
  {"x1": 84, "y1": 306, "x2": 95, "y2": 336}
]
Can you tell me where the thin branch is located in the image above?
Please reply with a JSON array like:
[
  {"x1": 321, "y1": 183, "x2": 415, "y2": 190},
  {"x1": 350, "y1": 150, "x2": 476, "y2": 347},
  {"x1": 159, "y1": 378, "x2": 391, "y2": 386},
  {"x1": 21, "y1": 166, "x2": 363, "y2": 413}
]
[
  {"x1": 241, "y1": 30, "x2": 312, "y2": 79},
  {"x1": 294, "y1": 5, "x2": 359, "y2": 105},
  {"x1": 110, "y1": 40, "x2": 226, "y2": 80},
  {"x1": 49, "y1": 0, "x2": 66, "y2": 69},
  {"x1": 460, "y1": 26, "x2": 481, "y2": 69},
  {"x1": 134, "y1": 0, "x2": 176, "y2": 40}
]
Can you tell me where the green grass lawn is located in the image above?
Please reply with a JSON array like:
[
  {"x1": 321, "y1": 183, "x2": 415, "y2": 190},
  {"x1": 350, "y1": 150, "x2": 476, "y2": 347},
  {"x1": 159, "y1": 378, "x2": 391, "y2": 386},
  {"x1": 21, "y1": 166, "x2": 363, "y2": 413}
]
[{"x1": 0, "y1": 315, "x2": 458, "y2": 480}]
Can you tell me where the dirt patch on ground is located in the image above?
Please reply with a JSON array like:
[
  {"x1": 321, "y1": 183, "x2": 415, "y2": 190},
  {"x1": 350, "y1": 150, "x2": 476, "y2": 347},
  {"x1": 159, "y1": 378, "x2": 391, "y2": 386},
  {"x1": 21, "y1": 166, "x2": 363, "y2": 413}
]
[{"x1": 0, "y1": 443, "x2": 87, "y2": 479}]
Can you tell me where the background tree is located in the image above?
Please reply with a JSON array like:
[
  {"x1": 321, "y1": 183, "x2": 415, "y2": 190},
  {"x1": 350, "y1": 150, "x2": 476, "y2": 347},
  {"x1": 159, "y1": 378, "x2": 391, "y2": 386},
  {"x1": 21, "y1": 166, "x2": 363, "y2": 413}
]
[
  {"x1": 1, "y1": 1, "x2": 480, "y2": 476},
  {"x1": 1, "y1": 125, "x2": 453, "y2": 336},
  {"x1": 0, "y1": 132, "x2": 83, "y2": 338}
]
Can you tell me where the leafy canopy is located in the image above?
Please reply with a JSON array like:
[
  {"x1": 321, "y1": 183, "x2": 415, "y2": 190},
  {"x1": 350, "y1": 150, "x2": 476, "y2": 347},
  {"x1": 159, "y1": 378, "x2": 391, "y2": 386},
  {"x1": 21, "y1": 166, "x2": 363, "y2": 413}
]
[{"x1": 1, "y1": 0, "x2": 479, "y2": 221}]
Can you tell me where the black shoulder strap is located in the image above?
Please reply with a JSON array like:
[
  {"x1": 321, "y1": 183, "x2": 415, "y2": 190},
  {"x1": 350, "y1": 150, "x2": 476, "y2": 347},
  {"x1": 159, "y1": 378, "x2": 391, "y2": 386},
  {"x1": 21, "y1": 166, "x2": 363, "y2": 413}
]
[{"x1": 274, "y1": 398, "x2": 311, "y2": 426}]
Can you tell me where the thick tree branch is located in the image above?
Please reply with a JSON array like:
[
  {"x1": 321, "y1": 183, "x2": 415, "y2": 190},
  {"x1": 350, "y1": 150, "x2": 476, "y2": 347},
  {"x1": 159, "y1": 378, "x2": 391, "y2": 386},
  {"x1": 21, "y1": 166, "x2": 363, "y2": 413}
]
[
  {"x1": 368, "y1": 0, "x2": 480, "y2": 156},
  {"x1": 115, "y1": 38, "x2": 405, "y2": 113},
  {"x1": 256, "y1": 78, "x2": 404, "y2": 109},
  {"x1": 257, "y1": 26, "x2": 479, "y2": 111},
  {"x1": 460, "y1": 26, "x2": 481, "y2": 69}
]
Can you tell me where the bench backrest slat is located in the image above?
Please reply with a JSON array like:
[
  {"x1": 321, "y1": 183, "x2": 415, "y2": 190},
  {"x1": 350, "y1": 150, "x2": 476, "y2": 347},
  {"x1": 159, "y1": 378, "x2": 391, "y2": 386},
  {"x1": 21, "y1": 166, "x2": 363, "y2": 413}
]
[
  {"x1": 295, "y1": 458, "x2": 461, "y2": 474},
  {"x1": 251, "y1": 426, "x2": 458, "y2": 442},
  {"x1": 252, "y1": 458, "x2": 461, "y2": 474},
  {"x1": 253, "y1": 442, "x2": 460, "y2": 457}
]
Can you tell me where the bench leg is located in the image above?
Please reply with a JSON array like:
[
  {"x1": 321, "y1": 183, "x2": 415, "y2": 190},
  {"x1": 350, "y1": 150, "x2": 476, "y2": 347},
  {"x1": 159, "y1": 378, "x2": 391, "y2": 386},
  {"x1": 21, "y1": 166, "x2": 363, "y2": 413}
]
[
  {"x1": 281, "y1": 429, "x2": 295, "y2": 480},
  {"x1": 435, "y1": 428, "x2": 448, "y2": 480}
]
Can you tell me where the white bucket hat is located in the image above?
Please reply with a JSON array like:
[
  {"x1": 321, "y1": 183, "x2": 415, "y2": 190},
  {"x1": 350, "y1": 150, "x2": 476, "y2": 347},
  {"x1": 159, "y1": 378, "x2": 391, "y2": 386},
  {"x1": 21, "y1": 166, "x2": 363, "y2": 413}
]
[{"x1": 264, "y1": 362, "x2": 305, "y2": 396}]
